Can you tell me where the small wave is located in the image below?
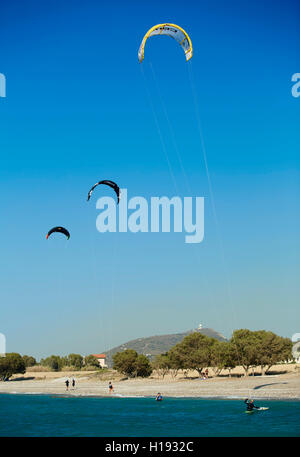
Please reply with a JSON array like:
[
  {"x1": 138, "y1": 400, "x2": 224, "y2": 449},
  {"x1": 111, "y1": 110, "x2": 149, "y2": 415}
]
[
  {"x1": 225, "y1": 395, "x2": 244, "y2": 399},
  {"x1": 112, "y1": 394, "x2": 147, "y2": 398},
  {"x1": 1, "y1": 391, "x2": 43, "y2": 395},
  {"x1": 23, "y1": 392, "x2": 44, "y2": 395}
]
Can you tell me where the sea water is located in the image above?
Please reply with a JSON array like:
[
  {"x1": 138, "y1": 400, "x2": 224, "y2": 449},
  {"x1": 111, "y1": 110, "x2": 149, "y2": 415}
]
[{"x1": 0, "y1": 394, "x2": 299, "y2": 437}]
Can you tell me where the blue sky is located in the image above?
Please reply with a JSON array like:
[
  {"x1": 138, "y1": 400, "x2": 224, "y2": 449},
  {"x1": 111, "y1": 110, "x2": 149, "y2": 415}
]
[{"x1": 0, "y1": 0, "x2": 299, "y2": 359}]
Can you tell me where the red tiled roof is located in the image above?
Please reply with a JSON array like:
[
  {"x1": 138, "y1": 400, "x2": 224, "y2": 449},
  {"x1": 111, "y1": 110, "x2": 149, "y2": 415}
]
[{"x1": 92, "y1": 354, "x2": 106, "y2": 358}]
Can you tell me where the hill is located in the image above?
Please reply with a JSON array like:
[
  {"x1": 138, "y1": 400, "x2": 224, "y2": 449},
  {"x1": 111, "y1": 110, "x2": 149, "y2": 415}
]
[{"x1": 104, "y1": 328, "x2": 227, "y2": 367}]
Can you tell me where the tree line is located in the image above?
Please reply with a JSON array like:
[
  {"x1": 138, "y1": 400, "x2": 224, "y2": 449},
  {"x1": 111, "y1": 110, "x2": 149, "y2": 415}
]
[
  {"x1": 0, "y1": 329, "x2": 294, "y2": 381},
  {"x1": 112, "y1": 329, "x2": 293, "y2": 378},
  {"x1": 0, "y1": 353, "x2": 101, "y2": 381}
]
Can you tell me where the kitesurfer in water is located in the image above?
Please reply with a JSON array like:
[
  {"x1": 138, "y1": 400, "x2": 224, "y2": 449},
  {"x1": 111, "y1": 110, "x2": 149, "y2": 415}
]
[{"x1": 244, "y1": 398, "x2": 259, "y2": 411}]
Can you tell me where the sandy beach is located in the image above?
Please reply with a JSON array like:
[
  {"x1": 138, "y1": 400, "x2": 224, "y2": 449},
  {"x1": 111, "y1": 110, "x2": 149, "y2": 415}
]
[{"x1": 1, "y1": 365, "x2": 299, "y2": 400}]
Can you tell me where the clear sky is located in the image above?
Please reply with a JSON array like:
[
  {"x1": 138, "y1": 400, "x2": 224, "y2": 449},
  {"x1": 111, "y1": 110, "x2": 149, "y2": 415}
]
[{"x1": 0, "y1": 0, "x2": 299, "y2": 359}]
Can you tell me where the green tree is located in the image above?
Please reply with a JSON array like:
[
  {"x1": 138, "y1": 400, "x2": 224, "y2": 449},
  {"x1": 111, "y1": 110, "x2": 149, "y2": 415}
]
[
  {"x1": 41, "y1": 355, "x2": 63, "y2": 372},
  {"x1": 61, "y1": 356, "x2": 69, "y2": 367},
  {"x1": 134, "y1": 354, "x2": 152, "y2": 377},
  {"x1": 210, "y1": 341, "x2": 228, "y2": 376},
  {"x1": 152, "y1": 354, "x2": 171, "y2": 378},
  {"x1": 253, "y1": 331, "x2": 293, "y2": 375},
  {"x1": 22, "y1": 355, "x2": 37, "y2": 368},
  {"x1": 209, "y1": 341, "x2": 239, "y2": 377},
  {"x1": 177, "y1": 332, "x2": 215, "y2": 377},
  {"x1": 0, "y1": 353, "x2": 26, "y2": 381},
  {"x1": 84, "y1": 355, "x2": 100, "y2": 368},
  {"x1": 167, "y1": 344, "x2": 186, "y2": 377},
  {"x1": 221, "y1": 342, "x2": 239, "y2": 377},
  {"x1": 67, "y1": 354, "x2": 83, "y2": 370},
  {"x1": 230, "y1": 329, "x2": 259, "y2": 376},
  {"x1": 113, "y1": 349, "x2": 138, "y2": 377},
  {"x1": 113, "y1": 350, "x2": 152, "y2": 378}
]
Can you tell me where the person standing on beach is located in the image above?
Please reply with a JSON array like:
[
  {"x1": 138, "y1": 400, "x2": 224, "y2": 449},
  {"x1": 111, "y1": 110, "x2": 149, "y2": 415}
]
[
  {"x1": 65, "y1": 379, "x2": 69, "y2": 391},
  {"x1": 72, "y1": 378, "x2": 75, "y2": 390},
  {"x1": 108, "y1": 382, "x2": 114, "y2": 394}
]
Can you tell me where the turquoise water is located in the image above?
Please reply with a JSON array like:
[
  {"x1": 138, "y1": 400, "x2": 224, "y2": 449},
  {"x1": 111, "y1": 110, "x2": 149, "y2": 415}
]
[{"x1": 0, "y1": 394, "x2": 299, "y2": 437}]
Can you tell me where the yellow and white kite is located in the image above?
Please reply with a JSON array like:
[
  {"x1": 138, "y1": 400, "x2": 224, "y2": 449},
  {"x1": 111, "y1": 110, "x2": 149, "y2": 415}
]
[{"x1": 138, "y1": 23, "x2": 193, "y2": 63}]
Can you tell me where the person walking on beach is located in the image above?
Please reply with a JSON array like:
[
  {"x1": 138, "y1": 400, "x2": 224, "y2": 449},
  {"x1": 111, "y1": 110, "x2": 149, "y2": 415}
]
[
  {"x1": 65, "y1": 379, "x2": 69, "y2": 391},
  {"x1": 108, "y1": 382, "x2": 114, "y2": 394},
  {"x1": 205, "y1": 369, "x2": 208, "y2": 379},
  {"x1": 72, "y1": 378, "x2": 75, "y2": 390}
]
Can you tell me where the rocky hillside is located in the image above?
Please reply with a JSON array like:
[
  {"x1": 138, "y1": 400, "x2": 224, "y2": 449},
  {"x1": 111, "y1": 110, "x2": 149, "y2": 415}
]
[{"x1": 104, "y1": 328, "x2": 227, "y2": 367}]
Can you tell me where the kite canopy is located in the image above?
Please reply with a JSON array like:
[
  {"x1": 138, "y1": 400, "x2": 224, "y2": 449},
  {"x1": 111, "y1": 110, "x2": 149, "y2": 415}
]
[
  {"x1": 46, "y1": 226, "x2": 70, "y2": 240},
  {"x1": 138, "y1": 23, "x2": 193, "y2": 63},
  {"x1": 87, "y1": 180, "x2": 120, "y2": 204}
]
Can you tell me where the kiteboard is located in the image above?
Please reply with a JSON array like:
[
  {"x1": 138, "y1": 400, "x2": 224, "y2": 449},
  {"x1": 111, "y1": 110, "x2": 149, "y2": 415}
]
[{"x1": 245, "y1": 407, "x2": 269, "y2": 413}]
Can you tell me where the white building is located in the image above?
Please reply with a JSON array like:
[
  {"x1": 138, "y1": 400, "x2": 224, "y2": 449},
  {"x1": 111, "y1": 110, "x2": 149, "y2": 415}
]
[{"x1": 92, "y1": 354, "x2": 107, "y2": 368}]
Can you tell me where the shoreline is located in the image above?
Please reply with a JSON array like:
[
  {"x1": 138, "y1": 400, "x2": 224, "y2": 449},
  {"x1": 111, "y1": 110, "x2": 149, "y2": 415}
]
[
  {"x1": 1, "y1": 367, "x2": 299, "y2": 401},
  {"x1": 1, "y1": 391, "x2": 300, "y2": 401}
]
